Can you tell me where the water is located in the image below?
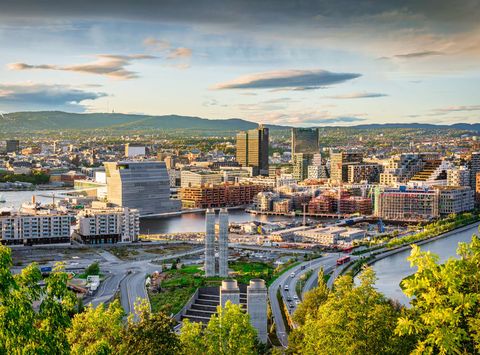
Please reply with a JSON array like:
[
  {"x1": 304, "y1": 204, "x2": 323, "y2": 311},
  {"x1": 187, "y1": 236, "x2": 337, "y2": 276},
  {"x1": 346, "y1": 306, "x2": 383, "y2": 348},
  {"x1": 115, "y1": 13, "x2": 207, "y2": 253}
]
[
  {"x1": 0, "y1": 189, "x2": 71, "y2": 210},
  {"x1": 1, "y1": 189, "x2": 303, "y2": 233},
  {"x1": 369, "y1": 223, "x2": 480, "y2": 305},
  {"x1": 140, "y1": 209, "x2": 302, "y2": 234}
]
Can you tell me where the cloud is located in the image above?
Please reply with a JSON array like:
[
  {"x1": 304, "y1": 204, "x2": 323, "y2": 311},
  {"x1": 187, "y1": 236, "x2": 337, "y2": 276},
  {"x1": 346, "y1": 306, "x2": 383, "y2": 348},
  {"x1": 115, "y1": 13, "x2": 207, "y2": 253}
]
[
  {"x1": 434, "y1": 105, "x2": 480, "y2": 113},
  {"x1": 245, "y1": 109, "x2": 368, "y2": 126},
  {"x1": 8, "y1": 54, "x2": 155, "y2": 79},
  {"x1": 328, "y1": 92, "x2": 388, "y2": 99},
  {"x1": 393, "y1": 51, "x2": 444, "y2": 59},
  {"x1": 166, "y1": 47, "x2": 192, "y2": 59},
  {"x1": 143, "y1": 37, "x2": 192, "y2": 61},
  {"x1": 213, "y1": 69, "x2": 361, "y2": 90},
  {"x1": 0, "y1": 82, "x2": 107, "y2": 112}
]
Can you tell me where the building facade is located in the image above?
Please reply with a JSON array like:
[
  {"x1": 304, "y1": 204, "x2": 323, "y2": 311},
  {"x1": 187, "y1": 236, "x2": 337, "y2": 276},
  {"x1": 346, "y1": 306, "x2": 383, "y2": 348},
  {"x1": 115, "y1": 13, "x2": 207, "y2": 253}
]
[
  {"x1": 291, "y1": 128, "x2": 319, "y2": 155},
  {"x1": 330, "y1": 151, "x2": 363, "y2": 183},
  {"x1": 0, "y1": 210, "x2": 72, "y2": 245},
  {"x1": 236, "y1": 125, "x2": 269, "y2": 176},
  {"x1": 105, "y1": 161, "x2": 181, "y2": 215}
]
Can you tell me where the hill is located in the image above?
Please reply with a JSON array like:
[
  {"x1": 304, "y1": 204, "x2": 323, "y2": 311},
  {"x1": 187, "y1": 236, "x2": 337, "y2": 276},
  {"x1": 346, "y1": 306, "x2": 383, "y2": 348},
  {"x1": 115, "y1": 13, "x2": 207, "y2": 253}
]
[{"x1": 0, "y1": 111, "x2": 478, "y2": 134}]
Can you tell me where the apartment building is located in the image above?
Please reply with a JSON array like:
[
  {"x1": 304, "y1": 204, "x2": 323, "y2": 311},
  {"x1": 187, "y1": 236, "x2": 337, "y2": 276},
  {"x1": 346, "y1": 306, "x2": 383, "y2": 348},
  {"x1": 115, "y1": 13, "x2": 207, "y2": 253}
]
[
  {"x1": 434, "y1": 186, "x2": 474, "y2": 215},
  {"x1": 374, "y1": 187, "x2": 439, "y2": 221},
  {"x1": 180, "y1": 170, "x2": 223, "y2": 187},
  {"x1": 347, "y1": 163, "x2": 382, "y2": 183},
  {"x1": 0, "y1": 210, "x2": 73, "y2": 245},
  {"x1": 180, "y1": 183, "x2": 265, "y2": 208},
  {"x1": 447, "y1": 167, "x2": 470, "y2": 187},
  {"x1": 76, "y1": 203, "x2": 139, "y2": 244}
]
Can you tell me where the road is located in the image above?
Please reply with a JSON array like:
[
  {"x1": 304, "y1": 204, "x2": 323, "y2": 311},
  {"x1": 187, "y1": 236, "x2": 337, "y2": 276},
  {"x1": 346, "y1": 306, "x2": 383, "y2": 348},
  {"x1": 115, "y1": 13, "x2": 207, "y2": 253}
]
[
  {"x1": 86, "y1": 247, "x2": 204, "y2": 319},
  {"x1": 269, "y1": 253, "x2": 360, "y2": 347},
  {"x1": 268, "y1": 254, "x2": 342, "y2": 347}
]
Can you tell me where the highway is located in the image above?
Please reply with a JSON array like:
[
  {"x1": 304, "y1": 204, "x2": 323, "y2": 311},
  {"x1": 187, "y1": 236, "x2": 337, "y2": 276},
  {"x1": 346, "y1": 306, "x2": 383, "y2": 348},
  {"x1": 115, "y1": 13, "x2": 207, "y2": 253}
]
[
  {"x1": 269, "y1": 253, "x2": 358, "y2": 347},
  {"x1": 268, "y1": 254, "x2": 342, "y2": 347}
]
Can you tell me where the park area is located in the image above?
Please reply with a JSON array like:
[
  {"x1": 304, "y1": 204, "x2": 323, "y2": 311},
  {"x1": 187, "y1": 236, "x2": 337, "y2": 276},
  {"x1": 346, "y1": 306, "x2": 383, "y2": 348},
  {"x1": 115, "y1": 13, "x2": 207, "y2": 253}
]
[{"x1": 148, "y1": 259, "x2": 298, "y2": 315}]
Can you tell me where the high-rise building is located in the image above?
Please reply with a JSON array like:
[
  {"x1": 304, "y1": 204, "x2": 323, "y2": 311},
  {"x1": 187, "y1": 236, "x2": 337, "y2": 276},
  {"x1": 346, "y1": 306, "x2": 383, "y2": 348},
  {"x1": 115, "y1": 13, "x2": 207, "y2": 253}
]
[
  {"x1": 5, "y1": 139, "x2": 19, "y2": 153},
  {"x1": 476, "y1": 172, "x2": 480, "y2": 205},
  {"x1": 236, "y1": 125, "x2": 269, "y2": 176},
  {"x1": 104, "y1": 161, "x2": 180, "y2": 216},
  {"x1": 470, "y1": 152, "x2": 480, "y2": 193},
  {"x1": 218, "y1": 208, "x2": 229, "y2": 277},
  {"x1": 291, "y1": 128, "x2": 319, "y2": 155},
  {"x1": 347, "y1": 163, "x2": 383, "y2": 183},
  {"x1": 330, "y1": 151, "x2": 363, "y2": 183},
  {"x1": 180, "y1": 170, "x2": 223, "y2": 188},
  {"x1": 247, "y1": 279, "x2": 268, "y2": 344},
  {"x1": 292, "y1": 153, "x2": 313, "y2": 181},
  {"x1": 204, "y1": 208, "x2": 216, "y2": 277}
]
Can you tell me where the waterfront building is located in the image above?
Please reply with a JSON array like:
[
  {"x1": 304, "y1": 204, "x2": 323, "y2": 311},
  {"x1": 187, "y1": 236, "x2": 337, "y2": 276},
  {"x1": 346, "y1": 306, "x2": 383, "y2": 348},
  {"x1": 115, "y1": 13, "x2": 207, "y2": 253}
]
[
  {"x1": 205, "y1": 208, "x2": 216, "y2": 277},
  {"x1": 330, "y1": 151, "x2": 363, "y2": 183},
  {"x1": 374, "y1": 187, "x2": 439, "y2": 222},
  {"x1": 236, "y1": 125, "x2": 269, "y2": 176},
  {"x1": 124, "y1": 143, "x2": 146, "y2": 157},
  {"x1": 296, "y1": 226, "x2": 365, "y2": 245},
  {"x1": 218, "y1": 208, "x2": 229, "y2": 277},
  {"x1": 105, "y1": 161, "x2": 181, "y2": 215},
  {"x1": 76, "y1": 202, "x2": 139, "y2": 244},
  {"x1": 291, "y1": 128, "x2": 319, "y2": 155},
  {"x1": 434, "y1": 186, "x2": 474, "y2": 215},
  {"x1": 247, "y1": 279, "x2": 268, "y2": 344},
  {"x1": 0, "y1": 209, "x2": 73, "y2": 245},
  {"x1": 447, "y1": 167, "x2": 470, "y2": 187},
  {"x1": 180, "y1": 182, "x2": 265, "y2": 209},
  {"x1": 476, "y1": 172, "x2": 480, "y2": 204},
  {"x1": 180, "y1": 170, "x2": 223, "y2": 187}
]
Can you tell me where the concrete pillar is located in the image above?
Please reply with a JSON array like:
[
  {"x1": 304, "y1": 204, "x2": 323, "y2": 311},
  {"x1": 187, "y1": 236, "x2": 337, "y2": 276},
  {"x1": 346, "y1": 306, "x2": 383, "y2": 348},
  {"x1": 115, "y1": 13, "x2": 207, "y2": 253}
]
[
  {"x1": 205, "y1": 208, "x2": 216, "y2": 277},
  {"x1": 218, "y1": 208, "x2": 229, "y2": 277},
  {"x1": 247, "y1": 279, "x2": 268, "y2": 343},
  {"x1": 220, "y1": 279, "x2": 240, "y2": 307}
]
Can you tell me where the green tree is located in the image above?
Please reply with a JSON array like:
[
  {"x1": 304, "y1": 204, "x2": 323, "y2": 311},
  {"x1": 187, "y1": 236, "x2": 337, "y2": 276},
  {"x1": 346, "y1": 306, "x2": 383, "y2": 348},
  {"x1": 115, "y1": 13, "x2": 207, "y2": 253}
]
[
  {"x1": 396, "y1": 235, "x2": 480, "y2": 354},
  {"x1": 180, "y1": 301, "x2": 258, "y2": 355},
  {"x1": 179, "y1": 319, "x2": 206, "y2": 354},
  {"x1": 292, "y1": 268, "x2": 412, "y2": 354},
  {"x1": 292, "y1": 269, "x2": 329, "y2": 326},
  {"x1": 0, "y1": 245, "x2": 77, "y2": 354},
  {"x1": 84, "y1": 261, "x2": 100, "y2": 276},
  {"x1": 68, "y1": 300, "x2": 124, "y2": 355},
  {"x1": 120, "y1": 299, "x2": 181, "y2": 355}
]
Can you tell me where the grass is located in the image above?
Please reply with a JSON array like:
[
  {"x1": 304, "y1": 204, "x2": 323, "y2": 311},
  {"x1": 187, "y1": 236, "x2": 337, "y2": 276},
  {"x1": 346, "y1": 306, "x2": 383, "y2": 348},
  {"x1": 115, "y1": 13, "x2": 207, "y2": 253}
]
[
  {"x1": 106, "y1": 247, "x2": 139, "y2": 260},
  {"x1": 229, "y1": 261, "x2": 274, "y2": 285}
]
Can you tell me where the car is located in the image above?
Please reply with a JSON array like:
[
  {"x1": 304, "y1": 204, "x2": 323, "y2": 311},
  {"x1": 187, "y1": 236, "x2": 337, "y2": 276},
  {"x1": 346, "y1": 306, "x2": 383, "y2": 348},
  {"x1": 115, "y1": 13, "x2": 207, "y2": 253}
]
[
  {"x1": 288, "y1": 303, "x2": 294, "y2": 308},
  {"x1": 295, "y1": 300, "x2": 301, "y2": 305},
  {"x1": 284, "y1": 285, "x2": 289, "y2": 291},
  {"x1": 287, "y1": 297, "x2": 292, "y2": 302},
  {"x1": 290, "y1": 272, "x2": 295, "y2": 277},
  {"x1": 293, "y1": 295, "x2": 298, "y2": 300}
]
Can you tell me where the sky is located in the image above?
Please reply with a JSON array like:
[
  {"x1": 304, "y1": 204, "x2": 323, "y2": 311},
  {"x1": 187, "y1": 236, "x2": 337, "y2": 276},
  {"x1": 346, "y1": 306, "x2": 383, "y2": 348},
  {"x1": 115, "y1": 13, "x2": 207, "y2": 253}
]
[{"x1": 0, "y1": 0, "x2": 479, "y2": 126}]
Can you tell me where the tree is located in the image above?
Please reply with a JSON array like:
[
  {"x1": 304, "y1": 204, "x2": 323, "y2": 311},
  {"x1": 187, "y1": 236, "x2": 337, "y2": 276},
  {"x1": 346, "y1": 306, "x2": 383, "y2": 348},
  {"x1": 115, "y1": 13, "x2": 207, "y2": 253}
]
[
  {"x1": 291, "y1": 268, "x2": 412, "y2": 354},
  {"x1": 120, "y1": 299, "x2": 181, "y2": 355},
  {"x1": 84, "y1": 262, "x2": 100, "y2": 276},
  {"x1": 292, "y1": 268, "x2": 329, "y2": 326},
  {"x1": 180, "y1": 301, "x2": 258, "y2": 355},
  {"x1": 396, "y1": 235, "x2": 480, "y2": 354},
  {"x1": 68, "y1": 300, "x2": 124, "y2": 355},
  {"x1": 179, "y1": 319, "x2": 206, "y2": 354},
  {"x1": 0, "y1": 245, "x2": 77, "y2": 354}
]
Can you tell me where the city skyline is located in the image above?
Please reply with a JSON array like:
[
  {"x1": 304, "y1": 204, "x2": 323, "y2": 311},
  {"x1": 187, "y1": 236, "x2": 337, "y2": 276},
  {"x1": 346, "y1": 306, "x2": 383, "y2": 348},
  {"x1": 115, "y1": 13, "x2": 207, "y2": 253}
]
[{"x1": 0, "y1": 1, "x2": 479, "y2": 126}]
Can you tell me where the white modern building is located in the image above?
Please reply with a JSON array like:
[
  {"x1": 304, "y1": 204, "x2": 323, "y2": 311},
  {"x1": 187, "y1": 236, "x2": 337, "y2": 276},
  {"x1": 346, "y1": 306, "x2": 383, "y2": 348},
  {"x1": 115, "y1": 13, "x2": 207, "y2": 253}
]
[
  {"x1": 0, "y1": 210, "x2": 73, "y2": 245},
  {"x1": 76, "y1": 202, "x2": 139, "y2": 244}
]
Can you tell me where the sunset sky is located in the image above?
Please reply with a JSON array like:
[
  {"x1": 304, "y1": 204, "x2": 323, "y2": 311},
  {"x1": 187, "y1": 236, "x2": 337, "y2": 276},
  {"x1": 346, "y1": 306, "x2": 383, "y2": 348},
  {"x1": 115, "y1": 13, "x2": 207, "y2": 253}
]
[{"x1": 0, "y1": 0, "x2": 479, "y2": 126}]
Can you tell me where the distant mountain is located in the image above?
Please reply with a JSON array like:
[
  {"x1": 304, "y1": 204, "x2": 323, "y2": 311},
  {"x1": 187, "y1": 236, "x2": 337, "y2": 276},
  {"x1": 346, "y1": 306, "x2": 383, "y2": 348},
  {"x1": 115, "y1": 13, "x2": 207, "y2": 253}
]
[
  {"x1": 0, "y1": 111, "x2": 478, "y2": 134},
  {"x1": 0, "y1": 111, "x2": 287, "y2": 133}
]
